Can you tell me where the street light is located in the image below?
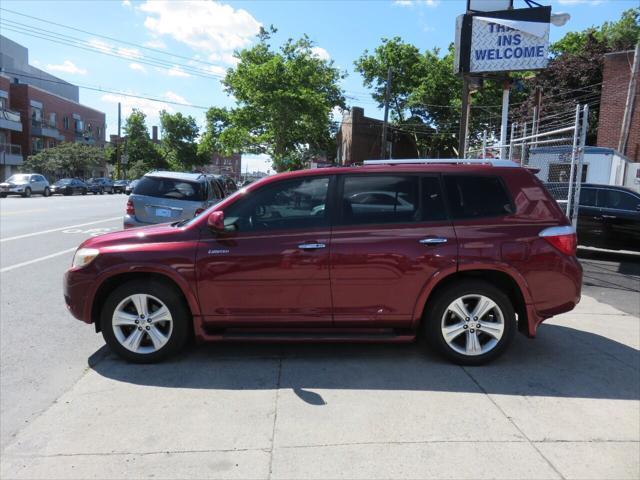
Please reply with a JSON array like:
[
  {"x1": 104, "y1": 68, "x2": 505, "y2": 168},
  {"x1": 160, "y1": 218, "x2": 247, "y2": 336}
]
[{"x1": 550, "y1": 12, "x2": 571, "y2": 27}]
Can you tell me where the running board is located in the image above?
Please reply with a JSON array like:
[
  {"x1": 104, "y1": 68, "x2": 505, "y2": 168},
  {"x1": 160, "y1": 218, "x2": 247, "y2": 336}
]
[{"x1": 199, "y1": 328, "x2": 415, "y2": 343}]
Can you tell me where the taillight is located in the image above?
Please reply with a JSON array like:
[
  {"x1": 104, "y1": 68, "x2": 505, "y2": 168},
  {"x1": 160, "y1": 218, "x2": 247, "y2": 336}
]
[
  {"x1": 194, "y1": 208, "x2": 204, "y2": 217},
  {"x1": 539, "y1": 226, "x2": 577, "y2": 256},
  {"x1": 126, "y1": 200, "x2": 135, "y2": 215}
]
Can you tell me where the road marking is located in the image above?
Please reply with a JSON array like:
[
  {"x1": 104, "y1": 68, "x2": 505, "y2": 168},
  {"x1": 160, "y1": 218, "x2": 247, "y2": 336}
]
[
  {"x1": 0, "y1": 208, "x2": 48, "y2": 217},
  {"x1": 0, "y1": 217, "x2": 121, "y2": 243},
  {"x1": 0, "y1": 247, "x2": 77, "y2": 273}
]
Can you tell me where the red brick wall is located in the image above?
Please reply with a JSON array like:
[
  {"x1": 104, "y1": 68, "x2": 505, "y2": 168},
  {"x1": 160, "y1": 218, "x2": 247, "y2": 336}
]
[
  {"x1": 9, "y1": 83, "x2": 106, "y2": 157},
  {"x1": 597, "y1": 51, "x2": 640, "y2": 162},
  {"x1": 0, "y1": 76, "x2": 19, "y2": 147}
]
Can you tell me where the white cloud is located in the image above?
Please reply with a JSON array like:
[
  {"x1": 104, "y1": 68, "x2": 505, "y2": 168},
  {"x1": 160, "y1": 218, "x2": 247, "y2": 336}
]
[
  {"x1": 129, "y1": 62, "x2": 147, "y2": 73},
  {"x1": 143, "y1": 38, "x2": 167, "y2": 49},
  {"x1": 101, "y1": 93, "x2": 173, "y2": 124},
  {"x1": 557, "y1": 0, "x2": 602, "y2": 4},
  {"x1": 116, "y1": 47, "x2": 142, "y2": 59},
  {"x1": 166, "y1": 66, "x2": 191, "y2": 78},
  {"x1": 203, "y1": 65, "x2": 227, "y2": 76},
  {"x1": 88, "y1": 38, "x2": 112, "y2": 54},
  {"x1": 164, "y1": 91, "x2": 191, "y2": 105},
  {"x1": 393, "y1": 0, "x2": 439, "y2": 6},
  {"x1": 208, "y1": 52, "x2": 239, "y2": 66},
  {"x1": 122, "y1": 0, "x2": 132, "y2": 8},
  {"x1": 310, "y1": 47, "x2": 331, "y2": 61},
  {"x1": 45, "y1": 60, "x2": 87, "y2": 75},
  {"x1": 138, "y1": 1, "x2": 261, "y2": 57}
]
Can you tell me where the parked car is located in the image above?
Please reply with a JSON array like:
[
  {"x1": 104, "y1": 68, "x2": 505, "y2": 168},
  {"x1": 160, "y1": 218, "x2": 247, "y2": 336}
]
[
  {"x1": 546, "y1": 183, "x2": 640, "y2": 252},
  {"x1": 86, "y1": 177, "x2": 114, "y2": 194},
  {"x1": 125, "y1": 179, "x2": 139, "y2": 195},
  {"x1": 65, "y1": 160, "x2": 582, "y2": 365},
  {"x1": 123, "y1": 171, "x2": 226, "y2": 228},
  {"x1": 213, "y1": 175, "x2": 238, "y2": 196},
  {"x1": 113, "y1": 180, "x2": 129, "y2": 194},
  {"x1": 0, "y1": 174, "x2": 50, "y2": 198},
  {"x1": 50, "y1": 178, "x2": 88, "y2": 196}
]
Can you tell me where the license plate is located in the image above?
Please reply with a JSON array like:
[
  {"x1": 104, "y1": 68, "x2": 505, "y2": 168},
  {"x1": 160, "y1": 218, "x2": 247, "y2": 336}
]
[{"x1": 155, "y1": 208, "x2": 172, "y2": 218}]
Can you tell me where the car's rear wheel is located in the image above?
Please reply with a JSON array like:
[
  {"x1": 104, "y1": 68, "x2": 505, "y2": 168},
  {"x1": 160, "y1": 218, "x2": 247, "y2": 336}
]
[
  {"x1": 0, "y1": 193, "x2": 6, "y2": 198},
  {"x1": 43, "y1": 187, "x2": 51, "y2": 197},
  {"x1": 82, "y1": 188, "x2": 87, "y2": 195},
  {"x1": 423, "y1": 280, "x2": 515, "y2": 365},
  {"x1": 101, "y1": 280, "x2": 190, "y2": 363}
]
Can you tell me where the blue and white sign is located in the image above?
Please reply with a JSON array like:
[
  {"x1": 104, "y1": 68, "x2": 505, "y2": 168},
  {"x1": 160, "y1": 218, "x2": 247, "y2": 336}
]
[{"x1": 470, "y1": 16, "x2": 549, "y2": 73}]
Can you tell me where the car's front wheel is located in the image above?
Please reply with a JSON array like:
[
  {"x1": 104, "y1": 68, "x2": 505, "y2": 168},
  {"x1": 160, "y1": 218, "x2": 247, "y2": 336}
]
[
  {"x1": 423, "y1": 280, "x2": 515, "y2": 365},
  {"x1": 22, "y1": 187, "x2": 31, "y2": 198},
  {"x1": 101, "y1": 280, "x2": 190, "y2": 363}
]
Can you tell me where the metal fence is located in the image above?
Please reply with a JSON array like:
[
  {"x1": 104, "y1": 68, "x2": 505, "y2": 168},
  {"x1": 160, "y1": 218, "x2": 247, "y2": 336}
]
[{"x1": 467, "y1": 104, "x2": 589, "y2": 228}]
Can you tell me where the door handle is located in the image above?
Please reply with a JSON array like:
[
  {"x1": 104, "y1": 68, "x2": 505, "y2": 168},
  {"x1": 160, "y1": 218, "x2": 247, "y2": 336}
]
[
  {"x1": 601, "y1": 215, "x2": 616, "y2": 219},
  {"x1": 419, "y1": 237, "x2": 448, "y2": 245},
  {"x1": 298, "y1": 243, "x2": 326, "y2": 250}
]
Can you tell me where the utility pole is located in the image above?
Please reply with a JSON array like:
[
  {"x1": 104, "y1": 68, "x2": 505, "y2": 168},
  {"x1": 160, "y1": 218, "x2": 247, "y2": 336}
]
[
  {"x1": 380, "y1": 67, "x2": 392, "y2": 159},
  {"x1": 458, "y1": 76, "x2": 471, "y2": 158},
  {"x1": 116, "y1": 102, "x2": 122, "y2": 179},
  {"x1": 498, "y1": 77, "x2": 511, "y2": 157},
  {"x1": 618, "y1": 42, "x2": 639, "y2": 156}
]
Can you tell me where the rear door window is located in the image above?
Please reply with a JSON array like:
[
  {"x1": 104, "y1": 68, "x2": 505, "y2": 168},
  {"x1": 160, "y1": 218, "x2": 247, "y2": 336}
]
[
  {"x1": 597, "y1": 189, "x2": 640, "y2": 211},
  {"x1": 444, "y1": 175, "x2": 513, "y2": 219},
  {"x1": 134, "y1": 176, "x2": 205, "y2": 201},
  {"x1": 579, "y1": 188, "x2": 597, "y2": 207},
  {"x1": 341, "y1": 175, "x2": 419, "y2": 225}
]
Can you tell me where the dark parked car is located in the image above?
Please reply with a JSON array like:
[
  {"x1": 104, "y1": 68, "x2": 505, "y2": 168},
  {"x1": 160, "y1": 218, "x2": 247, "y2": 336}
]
[
  {"x1": 50, "y1": 178, "x2": 88, "y2": 196},
  {"x1": 113, "y1": 180, "x2": 130, "y2": 194},
  {"x1": 546, "y1": 183, "x2": 640, "y2": 252},
  {"x1": 125, "y1": 179, "x2": 139, "y2": 195},
  {"x1": 124, "y1": 171, "x2": 226, "y2": 228},
  {"x1": 213, "y1": 175, "x2": 238, "y2": 196},
  {"x1": 86, "y1": 177, "x2": 114, "y2": 194},
  {"x1": 65, "y1": 159, "x2": 582, "y2": 365}
]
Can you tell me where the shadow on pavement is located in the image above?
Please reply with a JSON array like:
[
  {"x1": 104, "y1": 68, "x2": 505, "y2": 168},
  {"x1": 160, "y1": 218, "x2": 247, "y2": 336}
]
[{"x1": 91, "y1": 324, "x2": 639, "y2": 404}]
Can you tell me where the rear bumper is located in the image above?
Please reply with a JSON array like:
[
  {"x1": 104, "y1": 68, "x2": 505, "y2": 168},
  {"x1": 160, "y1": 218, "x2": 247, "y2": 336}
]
[{"x1": 123, "y1": 215, "x2": 153, "y2": 229}]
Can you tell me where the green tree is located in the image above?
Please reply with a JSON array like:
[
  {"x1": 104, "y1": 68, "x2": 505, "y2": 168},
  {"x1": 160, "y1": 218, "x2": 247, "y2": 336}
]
[
  {"x1": 123, "y1": 109, "x2": 164, "y2": 178},
  {"x1": 23, "y1": 142, "x2": 107, "y2": 179},
  {"x1": 159, "y1": 110, "x2": 200, "y2": 171},
  {"x1": 213, "y1": 27, "x2": 346, "y2": 172}
]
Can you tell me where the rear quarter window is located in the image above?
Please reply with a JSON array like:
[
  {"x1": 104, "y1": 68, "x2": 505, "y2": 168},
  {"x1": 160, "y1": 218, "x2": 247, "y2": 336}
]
[
  {"x1": 134, "y1": 177, "x2": 205, "y2": 201},
  {"x1": 444, "y1": 175, "x2": 513, "y2": 219}
]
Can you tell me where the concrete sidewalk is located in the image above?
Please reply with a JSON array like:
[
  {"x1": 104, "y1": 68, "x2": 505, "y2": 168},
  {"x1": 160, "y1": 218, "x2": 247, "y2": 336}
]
[{"x1": 1, "y1": 294, "x2": 638, "y2": 480}]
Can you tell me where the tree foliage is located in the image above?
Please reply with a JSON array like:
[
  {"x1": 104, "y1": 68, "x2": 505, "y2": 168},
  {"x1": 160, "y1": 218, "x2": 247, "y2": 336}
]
[
  {"x1": 123, "y1": 109, "x2": 164, "y2": 178},
  {"x1": 202, "y1": 27, "x2": 346, "y2": 172},
  {"x1": 159, "y1": 110, "x2": 200, "y2": 171},
  {"x1": 23, "y1": 142, "x2": 107, "y2": 179}
]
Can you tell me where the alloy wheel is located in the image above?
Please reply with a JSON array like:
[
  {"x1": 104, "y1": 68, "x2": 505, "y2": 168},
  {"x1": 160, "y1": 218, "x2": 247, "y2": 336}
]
[
  {"x1": 440, "y1": 294, "x2": 505, "y2": 356},
  {"x1": 112, "y1": 294, "x2": 173, "y2": 354}
]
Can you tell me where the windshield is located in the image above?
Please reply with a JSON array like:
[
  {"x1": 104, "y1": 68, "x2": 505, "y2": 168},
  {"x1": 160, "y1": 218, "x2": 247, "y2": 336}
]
[
  {"x1": 55, "y1": 179, "x2": 72, "y2": 185},
  {"x1": 6, "y1": 175, "x2": 30, "y2": 183},
  {"x1": 133, "y1": 176, "x2": 205, "y2": 201}
]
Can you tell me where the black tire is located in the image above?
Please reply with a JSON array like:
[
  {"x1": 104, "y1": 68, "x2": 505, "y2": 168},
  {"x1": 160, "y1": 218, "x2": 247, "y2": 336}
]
[
  {"x1": 422, "y1": 280, "x2": 516, "y2": 366},
  {"x1": 0, "y1": 193, "x2": 6, "y2": 198},
  {"x1": 99, "y1": 188, "x2": 104, "y2": 195},
  {"x1": 82, "y1": 188, "x2": 87, "y2": 195},
  {"x1": 108, "y1": 188, "x2": 114, "y2": 194},
  {"x1": 100, "y1": 279, "x2": 191, "y2": 363},
  {"x1": 43, "y1": 187, "x2": 51, "y2": 197},
  {"x1": 22, "y1": 187, "x2": 31, "y2": 198}
]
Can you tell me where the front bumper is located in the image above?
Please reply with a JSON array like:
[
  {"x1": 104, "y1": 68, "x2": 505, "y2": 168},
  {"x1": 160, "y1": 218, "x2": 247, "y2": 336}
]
[{"x1": 64, "y1": 267, "x2": 96, "y2": 324}]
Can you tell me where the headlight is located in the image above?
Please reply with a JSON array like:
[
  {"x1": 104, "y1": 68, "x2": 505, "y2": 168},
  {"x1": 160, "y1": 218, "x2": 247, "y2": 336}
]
[{"x1": 72, "y1": 248, "x2": 100, "y2": 268}]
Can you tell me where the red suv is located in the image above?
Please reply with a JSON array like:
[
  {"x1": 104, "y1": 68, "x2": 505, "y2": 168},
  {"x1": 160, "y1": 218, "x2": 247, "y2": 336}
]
[{"x1": 64, "y1": 160, "x2": 582, "y2": 365}]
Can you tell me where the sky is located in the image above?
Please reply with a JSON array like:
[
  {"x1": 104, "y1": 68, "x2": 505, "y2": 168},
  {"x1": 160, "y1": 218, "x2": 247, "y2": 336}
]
[{"x1": 1, "y1": 0, "x2": 637, "y2": 172}]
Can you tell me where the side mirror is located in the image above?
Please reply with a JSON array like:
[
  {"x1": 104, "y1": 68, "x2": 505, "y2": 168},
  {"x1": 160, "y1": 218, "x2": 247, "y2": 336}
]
[{"x1": 207, "y1": 211, "x2": 225, "y2": 231}]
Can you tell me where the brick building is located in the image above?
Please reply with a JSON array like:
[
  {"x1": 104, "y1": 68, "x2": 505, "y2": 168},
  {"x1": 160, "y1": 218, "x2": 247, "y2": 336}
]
[
  {"x1": 202, "y1": 152, "x2": 242, "y2": 181},
  {"x1": 1, "y1": 35, "x2": 106, "y2": 178},
  {"x1": 597, "y1": 50, "x2": 639, "y2": 162},
  {"x1": 336, "y1": 107, "x2": 418, "y2": 165}
]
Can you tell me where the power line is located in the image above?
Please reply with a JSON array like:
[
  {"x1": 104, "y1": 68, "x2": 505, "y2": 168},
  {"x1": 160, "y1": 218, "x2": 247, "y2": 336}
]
[
  {"x1": 0, "y1": 21, "x2": 225, "y2": 80},
  {"x1": 0, "y1": 7, "x2": 224, "y2": 69}
]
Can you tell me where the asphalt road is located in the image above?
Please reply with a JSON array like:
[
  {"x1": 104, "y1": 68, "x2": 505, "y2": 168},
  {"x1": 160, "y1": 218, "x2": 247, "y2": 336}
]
[
  {"x1": 0, "y1": 193, "x2": 638, "y2": 477},
  {"x1": 0, "y1": 193, "x2": 126, "y2": 449}
]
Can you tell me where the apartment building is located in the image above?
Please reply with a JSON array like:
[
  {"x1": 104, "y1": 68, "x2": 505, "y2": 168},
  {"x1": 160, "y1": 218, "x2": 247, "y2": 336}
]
[{"x1": 0, "y1": 35, "x2": 106, "y2": 178}]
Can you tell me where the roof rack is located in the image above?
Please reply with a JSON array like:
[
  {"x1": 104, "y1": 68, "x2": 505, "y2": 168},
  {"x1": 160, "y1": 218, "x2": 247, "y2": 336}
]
[{"x1": 362, "y1": 159, "x2": 519, "y2": 168}]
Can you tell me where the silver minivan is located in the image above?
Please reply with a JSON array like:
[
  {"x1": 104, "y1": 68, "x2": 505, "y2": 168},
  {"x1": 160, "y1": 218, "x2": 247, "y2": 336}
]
[
  {"x1": 0, "y1": 173, "x2": 50, "y2": 198},
  {"x1": 124, "y1": 171, "x2": 226, "y2": 228}
]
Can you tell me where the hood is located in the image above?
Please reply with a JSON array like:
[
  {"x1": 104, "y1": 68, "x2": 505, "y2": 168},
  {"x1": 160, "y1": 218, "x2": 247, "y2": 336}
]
[
  {"x1": 1, "y1": 181, "x2": 25, "y2": 187},
  {"x1": 80, "y1": 223, "x2": 196, "y2": 250}
]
